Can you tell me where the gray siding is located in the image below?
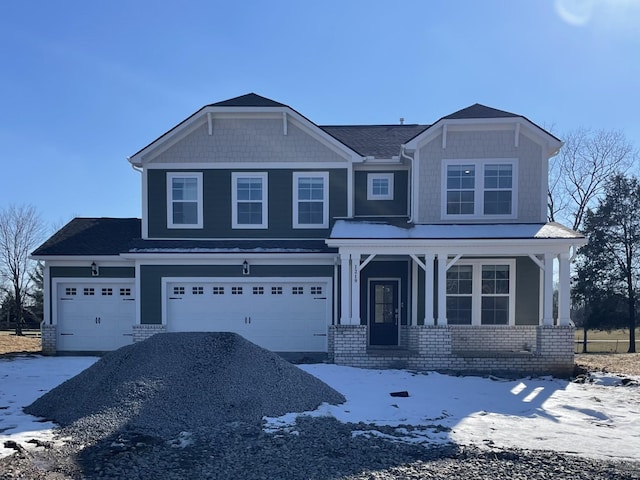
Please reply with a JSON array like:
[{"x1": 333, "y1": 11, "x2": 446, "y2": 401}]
[
  {"x1": 354, "y1": 170, "x2": 408, "y2": 217},
  {"x1": 416, "y1": 131, "x2": 544, "y2": 223},
  {"x1": 515, "y1": 256, "x2": 540, "y2": 325},
  {"x1": 153, "y1": 118, "x2": 348, "y2": 164},
  {"x1": 148, "y1": 168, "x2": 348, "y2": 238},
  {"x1": 140, "y1": 264, "x2": 334, "y2": 325}
]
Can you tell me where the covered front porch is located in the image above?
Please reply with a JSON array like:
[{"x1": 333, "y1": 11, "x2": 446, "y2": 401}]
[{"x1": 326, "y1": 221, "x2": 586, "y2": 376}]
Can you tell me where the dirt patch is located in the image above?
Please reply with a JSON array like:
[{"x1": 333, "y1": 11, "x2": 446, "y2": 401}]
[
  {"x1": 0, "y1": 333, "x2": 41, "y2": 356},
  {"x1": 575, "y1": 353, "x2": 640, "y2": 377}
]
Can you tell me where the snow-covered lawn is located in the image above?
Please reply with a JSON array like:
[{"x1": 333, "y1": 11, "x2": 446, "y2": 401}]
[{"x1": 1, "y1": 356, "x2": 639, "y2": 462}]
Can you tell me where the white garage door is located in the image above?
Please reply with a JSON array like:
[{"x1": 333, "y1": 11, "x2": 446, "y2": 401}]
[
  {"x1": 165, "y1": 278, "x2": 330, "y2": 352},
  {"x1": 56, "y1": 281, "x2": 136, "y2": 351}
]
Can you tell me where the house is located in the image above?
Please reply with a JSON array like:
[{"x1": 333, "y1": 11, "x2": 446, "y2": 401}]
[{"x1": 33, "y1": 93, "x2": 586, "y2": 375}]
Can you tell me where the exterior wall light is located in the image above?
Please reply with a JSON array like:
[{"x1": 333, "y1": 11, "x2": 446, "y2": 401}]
[
  {"x1": 91, "y1": 262, "x2": 99, "y2": 277},
  {"x1": 242, "y1": 260, "x2": 250, "y2": 275}
]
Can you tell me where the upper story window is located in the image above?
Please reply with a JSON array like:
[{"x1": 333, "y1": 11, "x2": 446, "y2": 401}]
[
  {"x1": 293, "y1": 172, "x2": 328, "y2": 228},
  {"x1": 443, "y1": 160, "x2": 516, "y2": 219},
  {"x1": 232, "y1": 173, "x2": 268, "y2": 229},
  {"x1": 167, "y1": 173, "x2": 203, "y2": 229},
  {"x1": 367, "y1": 173, "x2": 394, "y2": 200}
]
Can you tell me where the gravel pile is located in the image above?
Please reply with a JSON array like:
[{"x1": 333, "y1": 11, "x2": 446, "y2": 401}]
[{"x1": 24, "y1": 332, "x2": 345, "y2": 442}]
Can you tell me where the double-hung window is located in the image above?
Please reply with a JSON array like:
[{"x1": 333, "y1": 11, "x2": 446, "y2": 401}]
[
  {"x1": 232, "y1": 173, "x2": 268, "y2": 229},
  {"x1": 167, "y1": 173, "x2": 203, "y2": 228},
  {"x1": 445, "y1": 261, "x2": 515, "y2": 325},
  {"x1": 443, "y1": 160, "x2": 516, "y2": 218},
  {"x1": 293, "y1": 172, "x2": 328, "y2": 228}
]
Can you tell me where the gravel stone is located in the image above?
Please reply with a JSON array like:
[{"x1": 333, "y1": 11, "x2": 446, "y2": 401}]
[{"x1": 2, "y1": 333, "x2": 637, "y2": 479}]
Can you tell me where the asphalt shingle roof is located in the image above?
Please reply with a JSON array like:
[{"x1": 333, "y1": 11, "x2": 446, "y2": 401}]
[
  {"x1": 32, "y1": 218, "x2": 141, "y2": 256},
  {"x1": 443, "y1": 103, "x2": 520, "y2": 120},
  {"x1": 320, "y1": 124, "x2": 429, "y2": 158},
  {"x1": 209, "y1": 93, "x2": 288, "y2": 108}
]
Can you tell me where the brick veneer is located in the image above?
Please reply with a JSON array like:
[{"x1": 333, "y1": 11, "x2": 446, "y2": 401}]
[
  {"x1": 330, "y1": 325, "x2": 575, "y2": 377},
  {"x1": 132, "y1": 324, "x2": 166, "y2": 343},
  {"x1": 41, "y1": 324, "x2": 56, "y2": 355}
]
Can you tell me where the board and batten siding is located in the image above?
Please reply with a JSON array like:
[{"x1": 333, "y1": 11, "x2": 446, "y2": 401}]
[
  {"x1": 147, "y1": 168, "x2": 348, "y2": 238},
  {"x1": 416, "y1": 131, "x2": 545, "y2": 224},
  {"x1": 139, "y1": 264, "x2": 335, "y2": 325}
]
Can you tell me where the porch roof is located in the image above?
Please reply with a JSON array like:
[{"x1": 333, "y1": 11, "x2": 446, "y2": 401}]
[{"x1": 327, "y1": 220, "x2": 585, "y2": 243}]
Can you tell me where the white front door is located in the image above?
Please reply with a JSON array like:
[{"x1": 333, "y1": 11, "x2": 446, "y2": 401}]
[
  {"x1": 165, "y1": 278, "x2": 331, "y2": 352},
  {"x1": 56, "y1": 281, "x2": 136, "y2": 351}
]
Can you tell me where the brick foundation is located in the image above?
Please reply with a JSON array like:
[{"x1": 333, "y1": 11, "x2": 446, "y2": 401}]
[
  {"x1": 132, "y1": 324, "x2": 166, "y2": 342},
  {"x1": 330, "y1": 325, "x2": 575, "y2": 377},
  {"x1": 40, "y1": 323, "x2": 57, "y2": 355}
]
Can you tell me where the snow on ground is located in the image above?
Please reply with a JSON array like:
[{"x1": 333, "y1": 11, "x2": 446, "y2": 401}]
[{"x1": 1, "y1": 356, "x2": 639, "y2": 462}]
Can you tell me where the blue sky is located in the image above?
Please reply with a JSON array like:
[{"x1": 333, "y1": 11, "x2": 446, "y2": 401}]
[{"x1": 1, "y1": 0, "x2": 639, "y2": 233}]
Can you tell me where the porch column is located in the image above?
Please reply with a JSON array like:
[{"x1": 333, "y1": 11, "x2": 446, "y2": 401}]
[
  {"x1": 542, "y1": 253, "x2": 554, "y2": 326},
  {"x1": 557, "y1": 252, "x2": 571, "y2": 326},
  {"x1": 424, "y1": 253, "x2": 435, "y2": 325},
  {"x1": 437, "y1": 253, "x2": 448, "y2": 325},
  {"x1": 350, "y1": 253, "x2": 361, "y2": 325},
  {"x1": 339, "y1": 253, "x2": 351, "y2": 325}
]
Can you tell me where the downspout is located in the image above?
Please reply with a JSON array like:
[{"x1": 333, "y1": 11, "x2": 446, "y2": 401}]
[{"x1": 400, "y1": 145, "x2": 414, "y2": 223}]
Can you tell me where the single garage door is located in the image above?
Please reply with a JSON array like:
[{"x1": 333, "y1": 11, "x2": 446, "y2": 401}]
[
  {"x1": 166, "y1": 278, "x2": 331, "y2": 352},
  {"x1": 56, "y1": 281, "x2": 136, "y2": 351}
]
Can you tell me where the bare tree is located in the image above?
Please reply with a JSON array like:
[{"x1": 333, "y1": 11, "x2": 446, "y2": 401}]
[
  {"x1": 548, "y1": 128, "x2": 638, "y2": 231},
  {"x1": 0, "y1": 205, "x2": 46, "y2": 335}
]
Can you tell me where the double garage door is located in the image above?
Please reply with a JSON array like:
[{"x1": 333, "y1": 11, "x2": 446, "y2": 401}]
[
  {"x1": 166, "y1": 278, "x2": 331, "y2": 352},
  {"x1": 56, "y1": 281, "x2": 136, "y2": 351}
]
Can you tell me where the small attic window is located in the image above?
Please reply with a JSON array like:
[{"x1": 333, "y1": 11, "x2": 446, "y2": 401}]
[{"x1": 367, "y1": 173, "x2": 394, "y2": 200}]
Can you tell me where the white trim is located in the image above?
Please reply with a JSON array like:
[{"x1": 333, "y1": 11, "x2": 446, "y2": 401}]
[
  {"x1": 52, "y1": 277, "x2": 135, "y2": 327},
  {"x1": 166, "y1": 172, "x2": 203, "y2": 229},
  {"x1": 445, "y1": 259, "x2": 516, "y2": 326},
  {"x1": 231, "y1": 172, "x2": 268, "y2": 229},
  {"x1": 293, "y1": 172, "x2": 329, "y2": 229},
  {"x1": 144, "y1": 161, "x2": 350, "y2": 170},
  {"x1": 122, "y1": 254, "x2": 336, "y2": 264},
  {"x1": 367, "y1": 173, "x2": 394, "y2": 200},
  {"x1": 142, "y1": 169, "x2": 149, "y2": 239},
  {"x1": 161, "y1": 276, "x2": 332, "y2": 328},
  {"x1": 441, "y1": 159, "x2": 518, "y2": 220}
]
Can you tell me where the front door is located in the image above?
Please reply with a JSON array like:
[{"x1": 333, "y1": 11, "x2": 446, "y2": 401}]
[{"x1": 369, "y1": 279, "x2": 399, "y2": 346}]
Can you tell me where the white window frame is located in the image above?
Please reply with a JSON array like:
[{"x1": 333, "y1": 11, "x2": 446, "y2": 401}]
[
  {"x1": 441, "y1": 159, "x2": 517, "y2": 220},
  {"x1": 367, "y1": 173, "x2": 394, "y2": 200},
  {"x1": 293, "y1": 172, "x2": 329, "y2": 229},
  {"x1": 232, "y1": 172, "x2": 268, "y2": 229},
  {"x1": 446, "y1": 260, "x2": 516, "y2": 326},
  {"x1": 167, "y1": 172, "x2": 203, "y2": 229}
]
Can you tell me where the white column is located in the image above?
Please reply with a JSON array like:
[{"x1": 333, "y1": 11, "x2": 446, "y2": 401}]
[
  {"x1": 437, "y1": 253, "x2": 448, "y2": 325},
  {"x1": 543, "y1": 253, "x2": 554, "y2": 326},
  {"x1": 558, "y1": 252, "x2": 571, "y2": 326},
  {"x1": 424, "y1": 253, "x2": 435, "y2": 325},
  {"x1": 339, "y1": 253, "x2": 351, "y2": 325},
  {"x1": 350, "y1": 253, "x2": 361, "y2": 325}
]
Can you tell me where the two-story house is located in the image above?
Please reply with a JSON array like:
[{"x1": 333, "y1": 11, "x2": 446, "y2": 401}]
[{"x1": 33, "y1": 93, "x2": 585, "y2": 375}]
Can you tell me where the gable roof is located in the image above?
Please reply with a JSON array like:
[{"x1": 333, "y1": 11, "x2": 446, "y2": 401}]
[
  {"x1": 443, "y1": 103, "x2": 520, "y2": 120},
  {"x1": 32, "y1": 218, "x2": 141, "y2": 257},
  {"x1": 320, "y1": 124, "x2": 428, "y2": 158},
  {"x1": 208, "y1": 93, "x2": 288, "y2": 108}
]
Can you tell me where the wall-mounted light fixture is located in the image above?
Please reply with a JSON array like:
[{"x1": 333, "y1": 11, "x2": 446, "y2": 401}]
[
  {"x1": 242, "y1": 260, "x2": 250, "y2": 275},
  {"x1": 91, "y1": 262, "x2": 99, "y2": 277}
]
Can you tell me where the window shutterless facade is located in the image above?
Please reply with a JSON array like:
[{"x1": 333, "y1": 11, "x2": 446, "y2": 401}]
[
  {"x1": 167, "y1": 173, "x2": 203, "y2": 228},
  {"x1": 293, "y1": 172, "x2": 328, "y2": 228},
  {"x1": 442, "y1": 160, "x2": 517, "y2": 219},
  {"x1": 367, "y1": 173, "x2": 394, "y2": 200},
  {"x1": 232, "y1": 172, "x2": 268, "y2": 229},
  {"x1": 445, "y1": 260, "x2": 515, "y2": 325}
]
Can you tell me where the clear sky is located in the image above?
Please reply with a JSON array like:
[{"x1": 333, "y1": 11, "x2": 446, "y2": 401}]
[{"x1": 1, "y1": 0, "x2": 639, "y2": 233}]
